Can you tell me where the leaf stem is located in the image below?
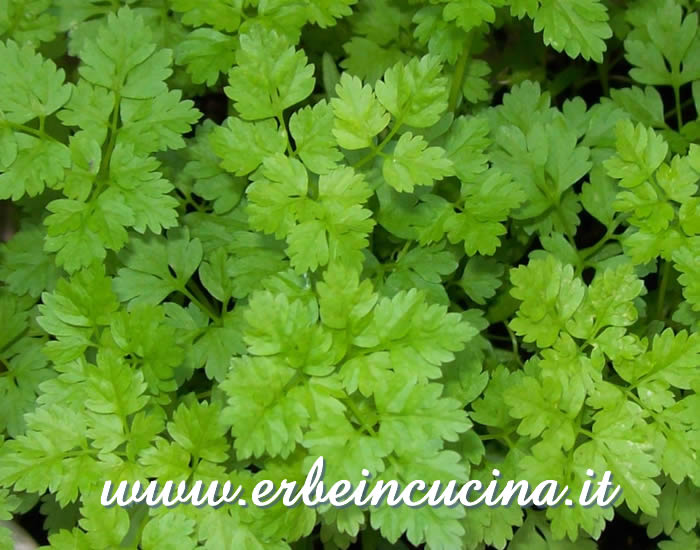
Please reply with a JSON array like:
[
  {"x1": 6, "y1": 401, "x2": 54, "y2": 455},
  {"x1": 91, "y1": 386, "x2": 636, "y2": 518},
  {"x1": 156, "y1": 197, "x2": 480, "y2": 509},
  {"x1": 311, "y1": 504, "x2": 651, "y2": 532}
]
[
  {"x1": 344, "y1": 397, "x2": 377, "y2": 437},
  {"x1": 4, "y1": 121, "x2": 61, "y2": 143},
  {"x1": 92, "y1": 91, "x2": 122, "y2": 201},
  {"x1": 353, "y1": 118, "x2": 404, "y2": 170},
  {"x1": 448, "y1": 31, "x2": 474, "y2": 113},
  {"x1": 505, "y1": 324, "x2": 523, "y2": 367},
  {"x1": 196, "y1": 390, "x2": 212, "y2": 400},
  {"x1": 665, "y1": 97, "x2": 694, "y2": 121},
  {"x1": 282, "y1": 370, "x2": 304, "y2": 394},
  {"x1": 577, "y1": 215, "x2": 627, "y2": 272},
  {"x1": 277, "y1": 111, "x2": 295, "y2": 157},
  {"x1": 102, "y1": 91, "x2": 121, "y2": 176},
  {"x1": 119, "y1": 504, "x2": 150, "y2": 549},
  {"x1": 673, "y1": 84, "x2": 683, "y2": 130},
  {"x1": 342, "y1": 396, "x2": 402, "y2": 471},
  {"x1": 578, "y1": 428, "x2": 594, "y2": 439},
  {"x1": 478, "y1": 431, "x2": 509, "y2": 442},
  {"x1": 181, "y1": 284, "x2": 219, "y2": 322},
  {"x1": 597, "y1": 57, "x2": 609, "y2": 97},
  {"x1": 655, "y1": 260, "x2": 671, "y2": 321}
]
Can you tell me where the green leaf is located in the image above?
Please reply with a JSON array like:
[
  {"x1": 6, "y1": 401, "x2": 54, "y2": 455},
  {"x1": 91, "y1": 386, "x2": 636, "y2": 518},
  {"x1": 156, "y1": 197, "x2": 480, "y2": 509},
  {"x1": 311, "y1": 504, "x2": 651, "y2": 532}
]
[
  {"x1": 346, "y1": 289, "x2": 476, "y2": 389},
  {"x1": 0, "y1": 405, "x2": 87, "y2": 501},
  {"x1": 175, "y1": 28, "x2": 237, "y2": 86},
  {"x1": 225, "y1": 27, "x2": 315, "y2": 120},
  {"x1": 568, "y1": 264, "x2": 645, "y2": 339},
  {"x1": 625, "y1": 1, "x2": 700, "y2": 87},
  {"x1": 459, "y1": 256, "x2": 504, "y2": 305},
  {"x1": 587, "y1": 403, "x2": 661, "y2": 515},
  {"x1": 57, "y1": 81, "x2": 113, "y2": 145},
  {"x1": 141, "y1": 513, "x2": 197, "y2": 550},
  {"x1": 317, "y1": 262, "x2": 376, "y2": 331},
  {"x1": 444, "y1": 115, "x2": 490, "y2": 182},
  {"x1": 331, "y1": 72, "x2": 390, "y2": 150},
  {"x1": 0, "y1": 223, "x2": 59, "y2": 298},
  {"x1": 289, "y1": 101, "x2": 343, "y2": 174},
  {"x1": 109, "y1": 144, "x2": 180, "y2": 234},
  {"x1": 44, "y1": 191, "x2": 134, "y2": 272},
  {"x1": 443, "y1": 0, "x2": 504, "y2": 32},
  {"x1": 78, "y1": 498, "x2": 130, "y2": 550},
  {"x1": 247, "y1": 154, "x2": 308, "y2": 238},
  {"x1": 383, "y1": 242, "x2": 458, "y2": 305},
  {"x1": 659, "y1": 529, "x2": 700, "y2": 550},
  {"x1": 512, "y1": 0, "x2": 612, "y2": 62},
  {"x1": 509, "y1": 255, "x2": 586, "y2": 348},
  {"x1": 0, "y1": 488, "x2": 18, "y2": 548},
  {"x1": 383, "y1": 132, "x2": 454, "y2": 192},
  {"x1": 119, "y1": 90, "x2": 201, "y2": 153},
  {"x1": 374, "y1": 376, "x2": 472, "y2": 452},
  {"x1": 0, "y1": 134, "x2": 70, "y2": 200},
  {"x1": 113, "y1": 229, "x2": 203, "y2": 306},
  {"x1": 0, "y1": 0, "x2": 57, "y2": 46},
  {"x1": 185, "y1": 121, "x2": 246, "y2": 215},
  {"x1": 504, "y1": 372, "x2": 578, "y2": 449},
  {"x1": 0, "y1": 39, "x2": 71, "y2": 123},
  {"x1": 167, "y1": 401, "x2": 229, "y2": 463},
  {"x1": 413, "y1": 6, "x2": 468, "y2": 64},
  {"x1": 107, "y1": 304, "x2": 184, "y2": 393},
  {"x1": 37, "y1": 264, "x2": 119, "y2": 363},
  {"x1": 171, "y1": 0, "x2": 243, "y2": 32},
  {"x1": 375, "y1": 55, "x2": 449, "y2": 128},
  {"x1": 604, "y1": 120, "x2": 668, "y2": 188},
  {"x1": 222, "y1": 356, "x2": 309, "y2": 459},
  {"x1": 610, "y1": 86, "x2": 666, "y2": 129},
  {"x1": 79, "y1": 7, "x2": 172, "y2": 98},
  {"x1": 673, "y1": 237, "x2": 700, "y2": 312},
  {"x1": 0, "y1": 309, "x2": 52, "y2": 436},
  {"x1": 446, "y1": 170, "x2": 525, "y2": 256},
  {"x1": 83, "y1": 350, "x2": 148, "y2": 418},
  {"x1": 210, "y1": 117, "x2": 287, "y2": 176}
]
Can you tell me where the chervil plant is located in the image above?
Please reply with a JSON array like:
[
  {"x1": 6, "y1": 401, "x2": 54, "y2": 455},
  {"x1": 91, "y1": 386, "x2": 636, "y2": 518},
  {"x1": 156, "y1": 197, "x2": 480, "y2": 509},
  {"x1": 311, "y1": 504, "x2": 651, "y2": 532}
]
[{"x1": 0, "y1": 0, "x2": 698, "y2": 549}]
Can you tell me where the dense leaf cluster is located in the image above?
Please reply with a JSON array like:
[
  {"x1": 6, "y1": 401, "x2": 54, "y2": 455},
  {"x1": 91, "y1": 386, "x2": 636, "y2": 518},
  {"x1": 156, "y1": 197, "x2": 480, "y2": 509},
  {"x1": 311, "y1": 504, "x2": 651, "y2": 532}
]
[{"x1": 0, "y1": 0, "x2": 699, "y2": 549}]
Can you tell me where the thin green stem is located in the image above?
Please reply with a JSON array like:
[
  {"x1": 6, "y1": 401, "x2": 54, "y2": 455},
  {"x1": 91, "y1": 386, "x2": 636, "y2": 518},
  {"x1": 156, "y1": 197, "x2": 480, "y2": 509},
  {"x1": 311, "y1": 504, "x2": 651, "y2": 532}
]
[
  {"x1": 673, "y1": 84, "x2": 683, "y2": 130},
  {"x1": 103, "y1": 91, "x2": 121, "y2": 172},
  {"x1": 395, "y1": 239, "x2": 412, "y2": 262},
  {"x1": 341, "y1": 396, "x2": 403, "y2": 470},
  {"x1": 282, "y1": 370, "x2": 304, "y2": 394},
  {"x1": 478, "y1": 432, "x2": 505, "y2": 441},
  {"x1": 277, "y1": 112, "x2": 295, "y2": 157},
  {"x1": 665, "y1": 97, "x2": 694, "y2": 121},
  {"x1": 505, "y1": 324, "x2": 523, "y2": 367},
  {"x1": 597, "y1": 59, "x2": 609, "y2": 97},
  {"x1": 92, "y1": 91, "x2": 122, "y2": 201},
  {"x1": 448, "y1": 32, "x2": 474, "y2": 113},
  {"x1": 344, "y1": 397, "x2": 377, "y2": 437},
  {"x1": 575, "y1": 214, "x2": 628, "y2": 277},
  {"x1": 119, "y1": 504, "x2": 150, "y2": 549},
  {"x1": 181, "y1": 285, "x2": 219, "y2": 322},
  {"x1": 485, "y1": 333, "x2": 511, "y2": 343},
  {"x1": 353, "y1": 120, "x2": 404, "y2": 170},
  {"x1": 623, "y1": 388, "x2": 672, "y2": 437},
  {"x1": 4, "y1": 121, "x2": 61, "y2": 143},
  {"x1": 655, "y1": 260, "x2": 671, "y2": 321}
]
